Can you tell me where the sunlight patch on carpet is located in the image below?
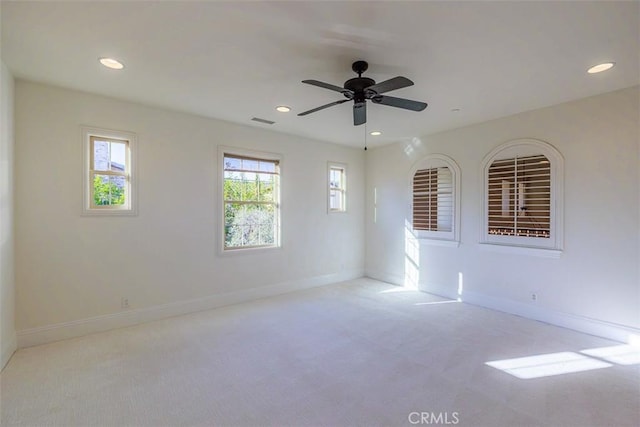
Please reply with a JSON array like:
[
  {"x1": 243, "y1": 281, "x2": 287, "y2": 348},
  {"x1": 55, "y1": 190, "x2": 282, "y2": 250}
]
[{"x1": 486, "y1": 351, "x2": 612, "y2": 379}]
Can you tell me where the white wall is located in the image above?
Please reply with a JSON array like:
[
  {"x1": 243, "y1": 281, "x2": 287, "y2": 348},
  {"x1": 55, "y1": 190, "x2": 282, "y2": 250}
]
[
  {"x1": 14, "y1": 81, "x2": 365, "y2": 345},
  {"x1": 1, "y1": 60, "x2": 16, "y2": 368},
  {"x1": 12, "y1": 80, "x2": 639, "y2": 347},
  {"x1": 366, "y1": 86, "x2": 640, "y2": 340}
]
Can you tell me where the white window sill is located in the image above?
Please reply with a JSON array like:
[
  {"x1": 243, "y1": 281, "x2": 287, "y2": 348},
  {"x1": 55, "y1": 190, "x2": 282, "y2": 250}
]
[
  {"x1": 479, "y1": 243, "x2": 562, "y2": 258},
  {"x1": 419, "y1": 239, "x2": 460, "y2": 248},
  {"x1": 218, "y1": 245, "x2": 282, "y2": 257},
  {"x1": 81, "y1": 208, "x2": 137, "y2": 217}
]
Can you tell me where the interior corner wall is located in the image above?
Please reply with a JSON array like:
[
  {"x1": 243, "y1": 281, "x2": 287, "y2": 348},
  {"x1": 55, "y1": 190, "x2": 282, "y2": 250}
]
[
  {"x1": 14, "y1": 81, "x2": 365, "y2": 346},
  {"x1": 365, "y1": 86, "x2": 640, "y2": 341},
  {"x1": 1, "y1": 61, "x2": 17, "y2": 369}
]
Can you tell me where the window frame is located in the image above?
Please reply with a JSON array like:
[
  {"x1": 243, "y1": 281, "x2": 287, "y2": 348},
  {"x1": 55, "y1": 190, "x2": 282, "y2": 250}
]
[
  {"x1": 82, "y1": 126, "x2": 137, "y2": 216},
  {"x1": 328, "y1": 162, "x2": 347, "y2": 213},
  {"x1": 481, "y1": 139, "x2": 564, "y2": 254},
  {"x1": 218, "y1": 146, "x2": 282, "y2": 254},
  {"x1": 409, "y1": 154, "x2": 461, "y2": 245}
]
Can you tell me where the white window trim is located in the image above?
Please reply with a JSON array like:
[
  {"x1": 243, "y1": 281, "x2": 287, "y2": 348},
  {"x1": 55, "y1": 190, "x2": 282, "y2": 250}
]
[
  {"x1": 408, "y1": 153, "x2": 461, "y2": 244},
  {"x1": 82, "y1": 126, "x2": 137, "y2": 216},
  {"x1": 328, "y1": 161, "x2": 347, "y2": 213},
  {"x1": 217, "y1": 145, "x2": 282, "y2": 255},
  {"x1": 480, "y1": 138, "x2": 564, "y2": 254}
]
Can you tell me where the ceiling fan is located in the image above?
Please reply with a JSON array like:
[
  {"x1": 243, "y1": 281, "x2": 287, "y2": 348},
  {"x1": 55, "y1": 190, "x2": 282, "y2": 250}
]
[{"x1": 298, "y1": 60, "x2": 428, "y2": 126}]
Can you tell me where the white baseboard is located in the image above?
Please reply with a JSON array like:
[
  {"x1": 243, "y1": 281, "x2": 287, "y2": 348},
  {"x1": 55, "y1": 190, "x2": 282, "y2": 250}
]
[
  {"x1": 365, "y1": 269, "x2": 404, "y2": 287},
  {"x1": 17, "y1": 269, "x2": 364, "y2": 348},
  {"x1": 1, "y1": 332, "x2": 17, "y2": 371},
  {"x1": 460, "y1": 290, "x2": 640, "y2": 344},
  {"x1": 367, "y1": 269, "x2": 640, "y2": 344}
]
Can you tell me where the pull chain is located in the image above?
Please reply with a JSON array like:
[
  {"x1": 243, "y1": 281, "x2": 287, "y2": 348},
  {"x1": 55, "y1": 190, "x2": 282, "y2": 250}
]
[{"x1": 364, "y1": 121, "x2": 368, "y2": 151}]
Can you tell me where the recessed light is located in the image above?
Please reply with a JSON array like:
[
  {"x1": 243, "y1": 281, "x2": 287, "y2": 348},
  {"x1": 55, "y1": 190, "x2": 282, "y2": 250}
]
[
  {"x1": 275, "y1": 106, "x2": 291, "y2": 113},
  {"x1": 99, "y1": 57, "x2": 124, "y2": 70},
  {"x1": 370, "y1": 131, "x2": 382, "y2": 136},
  {"x1": 587, "y1": 62, "x2": 615, "y2": 74}
]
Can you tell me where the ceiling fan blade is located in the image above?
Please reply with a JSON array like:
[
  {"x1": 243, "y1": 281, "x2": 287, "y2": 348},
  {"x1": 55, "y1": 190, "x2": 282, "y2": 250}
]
[
  {"x1": 302, "y1": 80, "x2": 350, "y2": 94},
  {"x1": 366, "y1": 76, "x2": 414, "y2": 95},
  {"x1": 353, "y1": 102, "x2": 366, "y2": 126},
  {"x1": 371, "y1": 95, "x2": 427, "y2": 111},
  {"x1": 298, "y1": 99, "x2": 349, "y2": 116}
]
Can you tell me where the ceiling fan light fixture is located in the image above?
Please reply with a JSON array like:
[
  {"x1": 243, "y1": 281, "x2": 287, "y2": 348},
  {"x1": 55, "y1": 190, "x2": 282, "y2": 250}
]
[
  {"x1": 370, "y1": 131, "x2": 382, "y2": 136},
  {"x1": 587, "y1": 62, "x2": 615, "y2": 74},
  {"x1": 99, "y1": 57, "x2": 124, "y2": 70},
  {"x1": 275, "y1": 105, "x2": 291, "y2": 113}
]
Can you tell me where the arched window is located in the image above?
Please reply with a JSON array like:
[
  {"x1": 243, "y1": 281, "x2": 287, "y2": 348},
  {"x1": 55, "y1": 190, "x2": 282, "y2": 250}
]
[
  {"x1": 410, "y1": 154, "x2": 460, "y2": 244},
  {"x1": 481, "y1": 139, "x2": 563, "y2": 254}
]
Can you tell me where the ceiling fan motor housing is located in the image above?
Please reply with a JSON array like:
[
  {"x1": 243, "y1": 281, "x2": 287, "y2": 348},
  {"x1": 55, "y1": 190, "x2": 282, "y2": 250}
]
[
  {"x1": 344, "y1": 77, "x2": 376, "y2": 103},
  {"x1": 344, "y1": 77, "x2": 376, "y2": 93}
]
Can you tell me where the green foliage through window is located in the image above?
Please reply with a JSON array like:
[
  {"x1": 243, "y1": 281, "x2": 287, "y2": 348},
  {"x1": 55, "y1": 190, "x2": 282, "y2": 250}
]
[
  {"x1": 223, "y1": 154, "x2": 279, "y2": 249},
  {"x1": 93, "y1": 175, "x2": 125, "y2": 206}
]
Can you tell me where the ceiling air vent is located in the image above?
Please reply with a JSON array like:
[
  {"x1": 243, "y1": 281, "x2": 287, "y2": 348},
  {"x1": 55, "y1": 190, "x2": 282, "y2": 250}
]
[{"x1": 251, "y1": 117, "x2": 275, "y2": 125}]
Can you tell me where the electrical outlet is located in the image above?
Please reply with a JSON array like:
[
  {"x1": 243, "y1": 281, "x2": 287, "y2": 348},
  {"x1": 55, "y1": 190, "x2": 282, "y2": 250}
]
[
  {"x1": 121, "y1": 297, "x2": 130, "y2": 309},
  {"x1": 531, "y1": 293, "x2": 537, "y2": 302}
]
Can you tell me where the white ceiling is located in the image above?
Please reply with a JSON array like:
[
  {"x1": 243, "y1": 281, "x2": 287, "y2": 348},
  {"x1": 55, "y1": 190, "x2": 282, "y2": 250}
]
[{"x1": 2, "y1": 1, "x2": 638, "y2": 148}]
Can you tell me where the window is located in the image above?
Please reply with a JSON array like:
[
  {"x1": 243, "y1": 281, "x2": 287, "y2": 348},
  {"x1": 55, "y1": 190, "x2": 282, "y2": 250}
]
[
  {"x1": 410, "y1": 154, "x2": 460, "y2": 244},
  {"x1": 82, "y1": 127, "x2": 136, "y2": 215},
  {"x1": 482, "y1": 139, "x2": 563, "y2": 253},
  {"x1": 487, "y1": 155, "x2": 550, "y2": 238},
  {"x1": 328, "y1": 163, "x2": 347, "y2": 212},
  {"x1": 222, "y1": 149, "x2": 280, "y2": 251}
]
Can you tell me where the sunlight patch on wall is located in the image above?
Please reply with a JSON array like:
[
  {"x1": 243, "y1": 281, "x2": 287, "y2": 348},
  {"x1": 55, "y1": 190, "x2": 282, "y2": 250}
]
[
  {"x1": 403, "y1": 137, "x2": 423, "y2": 158},
  {"x1": 486, "y1": 351, "x2": 612, "y2": 379},
  {"x1": 404, "y1": 220, "x2": 419, "y2": 289},
  {"x1": 373, "y1": 187, "x2": 377, "y2": 224}
]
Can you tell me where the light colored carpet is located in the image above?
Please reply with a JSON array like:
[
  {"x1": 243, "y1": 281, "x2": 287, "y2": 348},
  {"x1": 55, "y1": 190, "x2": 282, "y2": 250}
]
[{"x1": 1, "y1": 278, "x2": 639, "y2": 426}]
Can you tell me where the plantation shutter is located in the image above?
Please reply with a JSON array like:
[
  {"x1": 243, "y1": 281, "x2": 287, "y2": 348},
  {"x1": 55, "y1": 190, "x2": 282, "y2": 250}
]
[
  {"x1": 487, "y1": 155, "x2": 551, "y2": 238},
  {"x1": 413, "y1": 167, "x2": 453, "y2": 232}
]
